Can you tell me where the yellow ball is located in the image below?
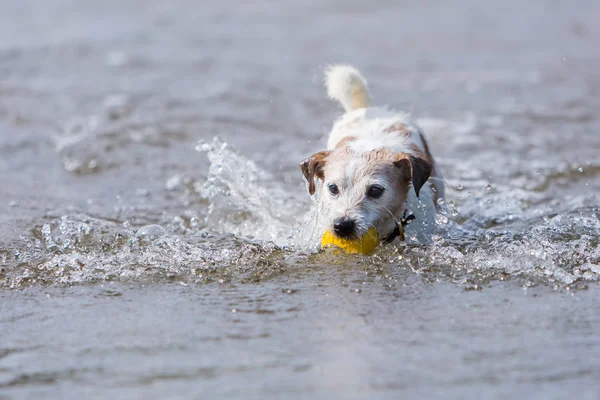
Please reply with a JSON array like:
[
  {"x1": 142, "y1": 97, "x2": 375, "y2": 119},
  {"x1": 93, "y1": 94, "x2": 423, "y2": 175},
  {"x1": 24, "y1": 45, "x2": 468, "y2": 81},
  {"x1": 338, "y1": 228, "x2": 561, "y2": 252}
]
[{"x1": 321, "y1": 227, "x2": 379, "y2": 255}]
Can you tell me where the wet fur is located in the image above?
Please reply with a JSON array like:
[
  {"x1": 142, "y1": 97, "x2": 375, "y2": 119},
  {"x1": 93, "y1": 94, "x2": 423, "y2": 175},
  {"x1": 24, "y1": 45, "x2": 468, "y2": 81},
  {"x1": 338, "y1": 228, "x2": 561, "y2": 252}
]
[{"x1": 301, "y1": 65, "x2": 444, "y2": 244}]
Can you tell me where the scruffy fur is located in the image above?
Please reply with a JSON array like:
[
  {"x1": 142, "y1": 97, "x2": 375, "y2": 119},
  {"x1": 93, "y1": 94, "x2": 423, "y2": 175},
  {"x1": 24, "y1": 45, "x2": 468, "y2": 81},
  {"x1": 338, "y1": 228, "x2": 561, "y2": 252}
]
[{"x1": 301, "y1": 65, "x2": 445, "y2": 244}]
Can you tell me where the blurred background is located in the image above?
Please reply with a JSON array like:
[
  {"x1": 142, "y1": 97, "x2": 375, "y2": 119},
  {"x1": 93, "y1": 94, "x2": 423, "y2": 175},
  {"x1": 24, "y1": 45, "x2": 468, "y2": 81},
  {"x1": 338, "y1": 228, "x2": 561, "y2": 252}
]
[{"x1": 1, "y1": 1, "x2": 600, "y2": 399}]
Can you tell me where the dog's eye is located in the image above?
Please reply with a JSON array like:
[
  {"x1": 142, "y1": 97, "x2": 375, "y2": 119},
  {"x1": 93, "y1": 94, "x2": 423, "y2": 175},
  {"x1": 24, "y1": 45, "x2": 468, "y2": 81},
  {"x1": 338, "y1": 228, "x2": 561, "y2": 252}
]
[
  {"x1": 328, "y1": 183, "x2": 339, "y2": 196},
  {"x1": 366, "y1": 185, "x2": 385, "y2": 199}
]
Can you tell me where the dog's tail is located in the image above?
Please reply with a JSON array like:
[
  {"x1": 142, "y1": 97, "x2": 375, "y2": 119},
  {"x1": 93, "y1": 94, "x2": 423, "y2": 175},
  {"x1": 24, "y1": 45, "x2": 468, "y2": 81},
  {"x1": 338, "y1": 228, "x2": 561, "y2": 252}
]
[{"x1": 325, "y1": 65, "x2": 371, "y2": 112}]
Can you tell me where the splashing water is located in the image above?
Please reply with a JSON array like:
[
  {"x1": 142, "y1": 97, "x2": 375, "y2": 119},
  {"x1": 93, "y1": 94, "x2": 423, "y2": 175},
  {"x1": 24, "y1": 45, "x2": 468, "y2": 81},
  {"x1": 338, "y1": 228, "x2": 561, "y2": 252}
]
[
  {"x1": 4, "y1": 131, "x2": 599, "y2": 289},
  {"x1": 3, "y1": 137, "x2": 319, "y2": 288},
  {"x1": 196, "y1": 137, "x2": 313, "y2": 246}
]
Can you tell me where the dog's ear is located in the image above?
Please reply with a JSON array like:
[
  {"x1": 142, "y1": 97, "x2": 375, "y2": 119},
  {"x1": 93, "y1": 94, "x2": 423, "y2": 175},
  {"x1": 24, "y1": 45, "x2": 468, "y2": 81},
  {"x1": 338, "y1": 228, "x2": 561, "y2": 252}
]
[
  {"x1": 393, "y1": 154, "x2": 432, "y2": 197},
  {"x1": 300, "y1": 151, "x2": 330, "y2": 195}
]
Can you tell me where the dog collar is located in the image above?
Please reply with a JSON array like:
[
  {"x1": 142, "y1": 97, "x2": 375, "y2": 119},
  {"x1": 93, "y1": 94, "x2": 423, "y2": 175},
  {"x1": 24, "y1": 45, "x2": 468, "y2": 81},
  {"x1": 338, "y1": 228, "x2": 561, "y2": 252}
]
[{"x1": 383, "y1": 210, "x2": 415, "y2": 244}]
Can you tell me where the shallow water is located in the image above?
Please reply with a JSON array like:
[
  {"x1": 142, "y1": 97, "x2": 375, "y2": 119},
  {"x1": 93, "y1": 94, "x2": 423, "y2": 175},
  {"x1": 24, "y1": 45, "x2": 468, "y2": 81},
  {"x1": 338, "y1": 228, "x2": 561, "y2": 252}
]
[{"x1": 1, "y1": 0, "x2": 600, "y2": 398}]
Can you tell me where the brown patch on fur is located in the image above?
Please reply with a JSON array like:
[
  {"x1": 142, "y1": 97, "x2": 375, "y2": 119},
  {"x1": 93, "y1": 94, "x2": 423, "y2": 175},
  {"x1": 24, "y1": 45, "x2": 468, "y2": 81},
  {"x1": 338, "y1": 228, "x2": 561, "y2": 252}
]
[
  {"x1": 351, "y1": 89, "x2": 370, "y2": 110},
  {"x1": 357, "y1": 148, "x2": 397, "y2": 184},
  {"x1": 393, "y1": 151, "x2": 432, "y2": 198},
  {"x1": 347, "y1": 150, "x2": 412, "y2": 211},
  {"x1": 335, "y1": 136, "x2": 357, "y2": 149},
  {"x1": 407, "y1": 144, "x2": 427, "y2": 160},
  {"x1": 356, "y1": 151, "x2": 412, "y2": 205},
  {"x1": 383, "y1": 122, "x2": 412, "y2": 136},
  {"x1": 382, "y1": 159, "x2": 412, "y2": 202},
  {"x1": 362, "y1": 148, "x2": 394, "y2": 162},
  {"x1": 300, "y1": 150, "x2": 330, "y2": 195}
]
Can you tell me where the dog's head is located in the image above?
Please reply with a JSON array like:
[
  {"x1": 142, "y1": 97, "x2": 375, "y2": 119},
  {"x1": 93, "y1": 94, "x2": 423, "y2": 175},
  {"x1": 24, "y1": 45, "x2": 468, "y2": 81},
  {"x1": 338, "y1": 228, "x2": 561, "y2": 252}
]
[{"x1": 300, "y1": 144, "x2": 431, "y2": 240}]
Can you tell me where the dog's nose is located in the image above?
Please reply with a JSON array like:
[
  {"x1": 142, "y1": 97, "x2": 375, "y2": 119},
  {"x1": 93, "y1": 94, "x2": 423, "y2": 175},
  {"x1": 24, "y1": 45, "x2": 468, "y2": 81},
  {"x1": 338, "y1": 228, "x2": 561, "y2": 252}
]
[{"x1": 333, "y1": 218, "x2": 356, "y2": 238}]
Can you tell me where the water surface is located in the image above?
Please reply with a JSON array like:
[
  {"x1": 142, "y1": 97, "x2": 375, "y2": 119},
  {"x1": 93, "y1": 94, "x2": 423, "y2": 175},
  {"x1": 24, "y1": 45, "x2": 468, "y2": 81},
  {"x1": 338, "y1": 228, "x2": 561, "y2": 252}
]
[{"x1": 1, "y1": 0, "x2": 600, "y2": 398}]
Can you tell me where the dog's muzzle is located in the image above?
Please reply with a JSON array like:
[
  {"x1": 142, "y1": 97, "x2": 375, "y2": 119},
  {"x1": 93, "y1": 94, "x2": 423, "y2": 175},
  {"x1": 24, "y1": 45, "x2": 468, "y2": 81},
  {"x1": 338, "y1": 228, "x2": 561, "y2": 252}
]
[{"x1": 333, "y1": 217, "x2": 356, "y2": 239}]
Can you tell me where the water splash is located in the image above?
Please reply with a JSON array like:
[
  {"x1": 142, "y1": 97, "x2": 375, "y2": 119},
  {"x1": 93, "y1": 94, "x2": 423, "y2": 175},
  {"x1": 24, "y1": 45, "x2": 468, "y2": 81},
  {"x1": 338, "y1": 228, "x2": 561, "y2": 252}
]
[
  {"x1": 196, "y1": 136, "x2": 315, "y2": 247},
  {"x1": 4, "y1": 136, "x2": 599, "y2": 289},
  {"x1": 7, "y1": 214, "x2": 289, "y2": 288}
]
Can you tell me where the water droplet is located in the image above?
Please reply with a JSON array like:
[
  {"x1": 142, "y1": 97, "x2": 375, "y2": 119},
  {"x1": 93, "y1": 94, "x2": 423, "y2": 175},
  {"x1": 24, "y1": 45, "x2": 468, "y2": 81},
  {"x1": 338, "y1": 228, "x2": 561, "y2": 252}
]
[
  {"x1": 486, "y1": 184, "x2": 492, "y2": 191},
  {"x1": 583, "y1": 271, "x2": 595, "y2": 280},
  {"x1": 578, "y1": 167, "x2": 584, "y2": 173},
  {"x1": 435, "y1": 214, "x2": 448, "y2": 225},
  {"x1": 103, "y1": 93, "x2": 131, "y2": 119},
  {"x1": 122, "y1": 221, "x2": 131, "y2": 228},
  {"x1": 195, "y1": 141, "x2": 213, "y2": 152},
  {"x1": 231, "y1": 308, "x2": 237, "y2": 313},
  {"x1": 218, "y1": 279, "x2": 224, "y2": 284},
  {"x1": 457, "y1": 184, "x2": 464, "y2": 190},
  {"x1": 437, "y1": 198, "x2": 445, "y2": 205},
  {"x1": 451, "y1": 209, "x2": 458, "y2": 216},
  {"x1": 135, "y1": 224, "x2": 167, "y2": 240},
  {"x1": 166, "y1": 175, "x2": 183, "y2": 191}
]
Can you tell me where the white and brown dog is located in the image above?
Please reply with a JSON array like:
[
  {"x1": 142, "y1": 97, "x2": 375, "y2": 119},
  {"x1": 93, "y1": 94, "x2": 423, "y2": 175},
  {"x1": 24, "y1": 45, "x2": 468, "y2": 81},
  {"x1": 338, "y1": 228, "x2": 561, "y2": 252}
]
[{"x1": 301, "y1": 65, "x2": 444, "y2": 245}]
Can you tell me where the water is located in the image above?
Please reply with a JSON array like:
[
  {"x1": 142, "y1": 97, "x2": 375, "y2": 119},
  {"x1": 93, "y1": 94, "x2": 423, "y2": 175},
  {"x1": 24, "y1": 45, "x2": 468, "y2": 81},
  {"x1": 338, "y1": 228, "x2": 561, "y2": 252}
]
[{"x1": 1, "y1": 0, "x2": 600, "y2": 398}]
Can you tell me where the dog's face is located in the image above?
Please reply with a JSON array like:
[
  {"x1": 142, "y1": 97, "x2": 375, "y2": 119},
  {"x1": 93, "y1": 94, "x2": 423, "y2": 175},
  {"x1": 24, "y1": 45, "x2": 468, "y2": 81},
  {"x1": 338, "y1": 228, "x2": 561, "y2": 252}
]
[{"x1": 301, "y1": 145, "x2": 431, "y2": 240}]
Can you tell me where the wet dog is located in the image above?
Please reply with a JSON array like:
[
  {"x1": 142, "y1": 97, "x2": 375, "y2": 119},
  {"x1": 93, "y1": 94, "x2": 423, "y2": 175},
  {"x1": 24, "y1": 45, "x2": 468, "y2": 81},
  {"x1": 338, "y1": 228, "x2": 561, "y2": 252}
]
[{"x1": 301, "y1": 65, "x2": 444, "y2": 244}]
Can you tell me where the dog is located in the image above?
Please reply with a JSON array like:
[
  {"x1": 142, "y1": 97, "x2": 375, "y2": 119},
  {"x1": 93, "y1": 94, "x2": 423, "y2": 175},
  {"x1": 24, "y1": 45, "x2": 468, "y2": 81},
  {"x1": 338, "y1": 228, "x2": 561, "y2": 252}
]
[{"x1": 300, "y1": 65, "x2": 444, "y2": 245}]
